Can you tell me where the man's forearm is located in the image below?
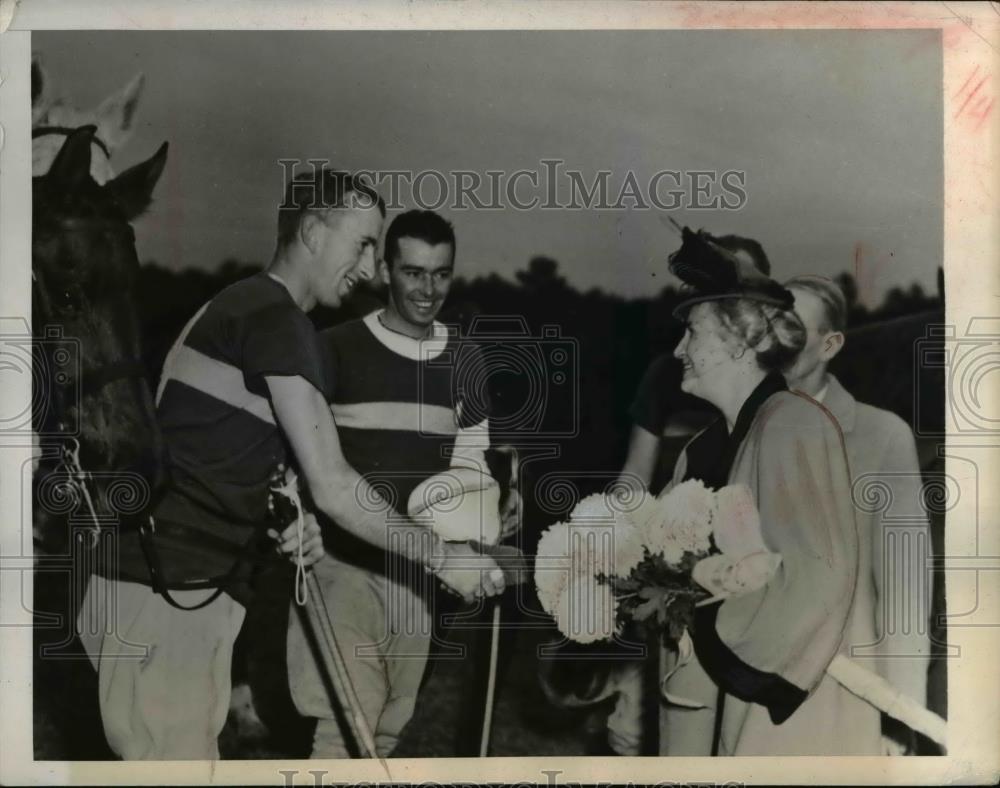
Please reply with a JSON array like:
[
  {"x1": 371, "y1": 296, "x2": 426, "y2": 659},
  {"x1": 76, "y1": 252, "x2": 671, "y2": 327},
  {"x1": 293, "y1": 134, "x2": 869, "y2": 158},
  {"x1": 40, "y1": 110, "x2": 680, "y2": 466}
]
[
  {"x1": 310, "y1": 474, "x2": 445, "y2": 570},
  {"x1": 266, "y1": 374, "x2": 445, "y2": 568}
]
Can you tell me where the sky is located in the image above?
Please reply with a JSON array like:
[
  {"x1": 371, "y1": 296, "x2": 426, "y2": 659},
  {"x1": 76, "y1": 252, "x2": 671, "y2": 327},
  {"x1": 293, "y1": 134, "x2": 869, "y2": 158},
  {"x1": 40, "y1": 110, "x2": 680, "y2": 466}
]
[{"x1": 34, "y1": 29, "x2": 943, "y2": 307}]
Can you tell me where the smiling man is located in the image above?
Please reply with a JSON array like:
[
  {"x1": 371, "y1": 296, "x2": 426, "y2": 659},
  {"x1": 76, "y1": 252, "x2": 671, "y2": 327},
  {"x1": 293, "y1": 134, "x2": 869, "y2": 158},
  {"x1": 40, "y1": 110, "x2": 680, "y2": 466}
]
[
  {"x1": 77, "y1": 173, "x2": 501, "y2": 760},
  {"x1": 381, "y1": 213, "x2": 455, "y2": 335},
  {"x1": 287, "y1": 209, "x2": 519, "y2": 758}
]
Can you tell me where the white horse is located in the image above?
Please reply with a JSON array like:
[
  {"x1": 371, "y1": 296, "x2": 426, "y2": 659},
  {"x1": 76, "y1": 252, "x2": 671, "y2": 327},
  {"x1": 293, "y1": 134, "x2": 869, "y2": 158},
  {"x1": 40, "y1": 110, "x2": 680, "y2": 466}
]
[{"x1": 32, "y1": 53, "x2": 145, "y2": 184}]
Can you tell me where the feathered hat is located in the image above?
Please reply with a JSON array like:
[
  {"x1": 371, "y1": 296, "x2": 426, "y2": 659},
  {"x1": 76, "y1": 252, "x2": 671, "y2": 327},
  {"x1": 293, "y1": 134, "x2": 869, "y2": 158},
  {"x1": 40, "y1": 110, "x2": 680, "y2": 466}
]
[{"x1": 668, "y1": 224, "x2": 794, "y2": 319}]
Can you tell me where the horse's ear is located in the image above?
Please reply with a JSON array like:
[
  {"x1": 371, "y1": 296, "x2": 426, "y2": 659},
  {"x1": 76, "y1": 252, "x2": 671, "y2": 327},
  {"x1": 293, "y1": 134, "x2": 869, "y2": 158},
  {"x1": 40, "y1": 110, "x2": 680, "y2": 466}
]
[
  {"x1": 105, "y1": 141, "x2": 168, "y2": 220},
  {"x1": 45, "y1": 125, "x2": 97, "y2": 192},
  {"x1": 94, "y1": 73, "x2": 145, "y2": 151},
  {"x1": 31, "y1": 54, "x2": 53, "y2": 123}
]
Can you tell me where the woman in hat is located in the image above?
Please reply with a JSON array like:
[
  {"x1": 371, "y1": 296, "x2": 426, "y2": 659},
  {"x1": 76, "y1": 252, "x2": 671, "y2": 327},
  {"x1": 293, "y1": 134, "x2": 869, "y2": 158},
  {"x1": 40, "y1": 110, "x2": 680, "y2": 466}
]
[{"x1": 648, "y1": 228, "x2": 879, "y2": 755}]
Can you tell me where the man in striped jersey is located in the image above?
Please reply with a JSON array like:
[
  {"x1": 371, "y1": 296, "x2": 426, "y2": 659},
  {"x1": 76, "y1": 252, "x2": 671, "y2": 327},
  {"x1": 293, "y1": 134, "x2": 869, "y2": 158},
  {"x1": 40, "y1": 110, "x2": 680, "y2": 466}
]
[
  {"x1": 287, "y1": 209, "x2": 517, "y2": 757},
  {"x1": 76, "y1": 173, "x2": 502, "y2": 760}
]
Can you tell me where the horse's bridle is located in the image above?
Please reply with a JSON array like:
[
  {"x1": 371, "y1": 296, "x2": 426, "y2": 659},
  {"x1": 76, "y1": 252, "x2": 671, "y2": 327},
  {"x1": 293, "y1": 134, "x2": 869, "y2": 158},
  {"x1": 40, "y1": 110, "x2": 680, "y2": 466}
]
[
  {"x1": 33, "y1": 125, "x2": 111, "y2": 160},
  {"x1": 33, "y1": 218, "x2": 151, "y2": 546}
]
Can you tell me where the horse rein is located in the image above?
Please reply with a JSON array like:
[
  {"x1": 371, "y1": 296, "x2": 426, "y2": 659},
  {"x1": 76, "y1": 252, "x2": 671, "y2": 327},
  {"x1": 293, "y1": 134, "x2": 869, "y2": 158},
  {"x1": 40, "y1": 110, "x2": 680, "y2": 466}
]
[
  {"x1": 33, "y1": 356, "x2": 150, "y2": 546},
  {"x1": 32, "y1": 214, "x2": 151, "y2": 551},
  {"x1": 52, "y1": 437, "x2": 105, "y2": 548}
]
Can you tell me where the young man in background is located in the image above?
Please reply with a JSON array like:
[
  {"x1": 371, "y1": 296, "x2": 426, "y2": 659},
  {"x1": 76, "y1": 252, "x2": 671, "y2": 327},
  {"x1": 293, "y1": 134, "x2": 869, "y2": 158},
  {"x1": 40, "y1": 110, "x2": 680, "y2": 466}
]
[
  {"x1": 783, "y1": 274, "x2": 931, "y2": 755},
  {"x1": 78, "y1": 173, "x2": 500, "y2": 760},
  {"x1": 287, "y1": 209, "x2": 519, "y2": 757}
]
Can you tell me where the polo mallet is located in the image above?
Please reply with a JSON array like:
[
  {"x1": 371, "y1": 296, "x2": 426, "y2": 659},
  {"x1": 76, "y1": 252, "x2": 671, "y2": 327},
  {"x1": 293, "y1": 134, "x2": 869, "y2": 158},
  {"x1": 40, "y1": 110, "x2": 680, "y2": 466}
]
[
  {"x1": 268, "y1": 469, "x2": 379, "y2": 759},
  {"x1": 691, "y1": 553, "x2": 948, "y2": 750},
  {"x1": 826, "y1": 654, "x2": 947, "y2": 749},
  {"x1": 404, "y1": 445, "x2": 523, "y2": 757},
  {"x1": 479, "y1": 445, "x2": 520, "y2": 756}
]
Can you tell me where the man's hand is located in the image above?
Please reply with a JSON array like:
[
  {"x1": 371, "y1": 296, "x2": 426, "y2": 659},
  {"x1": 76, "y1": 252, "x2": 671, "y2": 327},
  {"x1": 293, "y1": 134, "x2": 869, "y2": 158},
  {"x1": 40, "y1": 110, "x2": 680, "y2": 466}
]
[
  {"x1": 268, "y1": 511, "x2": 325, "y2": 567},
  {"x1": 435, "y1": 541, "x2": 505, "y2": 604},
  {"x1": 499, "y1": 488, "x2": 523, "y2": 540}
]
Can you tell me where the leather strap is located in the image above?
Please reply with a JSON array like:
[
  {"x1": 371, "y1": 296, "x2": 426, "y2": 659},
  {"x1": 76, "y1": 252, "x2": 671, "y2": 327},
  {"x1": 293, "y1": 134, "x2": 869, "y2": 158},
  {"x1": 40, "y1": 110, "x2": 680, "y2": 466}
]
[
  {"x1": 33, "y1": 125, "x2": 111, "y2": 158},
  {"x1": 137, "y1": 518, "x2": 265, "y2": 611}
]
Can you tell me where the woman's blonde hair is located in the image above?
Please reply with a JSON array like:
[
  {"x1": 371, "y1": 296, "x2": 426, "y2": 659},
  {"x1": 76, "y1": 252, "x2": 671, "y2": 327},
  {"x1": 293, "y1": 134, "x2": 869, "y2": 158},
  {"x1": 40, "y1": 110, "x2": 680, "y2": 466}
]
[{"x1": 709, "y1": 298, "x2": 807, "y2": 372}]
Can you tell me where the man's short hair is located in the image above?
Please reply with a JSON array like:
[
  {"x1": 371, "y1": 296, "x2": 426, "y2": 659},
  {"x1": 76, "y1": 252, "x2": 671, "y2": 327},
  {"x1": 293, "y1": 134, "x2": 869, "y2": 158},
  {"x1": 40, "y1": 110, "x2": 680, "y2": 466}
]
[
  {"x1": 276, "y1": 167, "x2": 385, "y2": 250},
  {"x1": 384, "y1": 210, "x2": 456, "y2": 267},
  {"x1": 784, "y1": 274, "x2": 848, "y2": 333}
]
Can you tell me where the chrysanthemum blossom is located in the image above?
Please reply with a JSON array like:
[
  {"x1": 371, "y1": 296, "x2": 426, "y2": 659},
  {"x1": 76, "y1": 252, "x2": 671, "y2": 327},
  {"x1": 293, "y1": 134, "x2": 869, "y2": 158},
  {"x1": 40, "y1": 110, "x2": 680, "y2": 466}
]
[
  {"x1": 610, "y1": 520, "x2": 646, "y2": 577},
  {"x1": 657, "y1": 534, "x2": 688, "y2": 566},
  {"x1": 633, "y1": 480, "x2": 713, "y2": 563},
  {"x1": 554, "y1": 571, "x2": 618, "y2": 644},
  {"x1": 537, "y1": 520, "x2": 572, "y2": 561},
  {"x1": 660, "y1": 479, "x2": 715, "y2": 555},
  {"x1": 567, "y1": 523, "x2": 615, "y2": 578},
  {"x1": 570, "y1": 492, "x2": 615, "y2": 523},
  {"x1": 621, "y1": 489, "x2": 659, "y2": 532},
  {"x1": 535, "y1": 521, "x2": 573, "y2": 615}
]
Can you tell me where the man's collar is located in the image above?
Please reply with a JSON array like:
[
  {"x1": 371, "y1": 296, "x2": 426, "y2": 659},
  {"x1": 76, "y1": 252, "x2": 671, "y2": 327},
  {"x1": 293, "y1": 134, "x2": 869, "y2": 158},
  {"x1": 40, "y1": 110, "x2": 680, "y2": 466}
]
[
  {"x1": 363, "y1": 309, "x2": 452, "y2": 361},
  {"x1": 817, "y1": 373, "x2": 856, "y2": 433}
]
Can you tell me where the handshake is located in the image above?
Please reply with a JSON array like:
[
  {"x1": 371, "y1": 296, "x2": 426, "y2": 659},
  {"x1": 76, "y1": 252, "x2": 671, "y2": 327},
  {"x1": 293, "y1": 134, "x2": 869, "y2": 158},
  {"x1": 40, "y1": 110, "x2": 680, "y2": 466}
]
[
  {"x1": 268, "y1": 466, "x2": 526, "y2": 606},
  {"x1": 408, "y1": 462, "x2": 526, "y2": 604},
  {"x1": 428, "y1": 538, "x2": 528, "y2": 604},
  {"x1": 269, "y1": 512, "x2": 522, "y2": 604}
]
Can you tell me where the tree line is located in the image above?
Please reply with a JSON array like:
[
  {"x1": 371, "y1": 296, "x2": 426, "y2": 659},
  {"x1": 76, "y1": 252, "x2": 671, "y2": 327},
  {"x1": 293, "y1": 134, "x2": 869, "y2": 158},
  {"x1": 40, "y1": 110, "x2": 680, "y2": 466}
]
[{"x1": 136, "y1": 255, "x2": 945, "y2": 539}]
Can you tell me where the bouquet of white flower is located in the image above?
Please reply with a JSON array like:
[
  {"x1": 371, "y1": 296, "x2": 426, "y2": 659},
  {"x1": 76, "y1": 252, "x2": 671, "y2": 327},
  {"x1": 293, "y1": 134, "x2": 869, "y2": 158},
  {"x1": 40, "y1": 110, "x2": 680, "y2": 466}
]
[
  {"x1": 534, "y1": 479, "x2": 780, "y2": 646},
  {"x1": 533, "y1": 479, "x2": 949, "y2": 750}
]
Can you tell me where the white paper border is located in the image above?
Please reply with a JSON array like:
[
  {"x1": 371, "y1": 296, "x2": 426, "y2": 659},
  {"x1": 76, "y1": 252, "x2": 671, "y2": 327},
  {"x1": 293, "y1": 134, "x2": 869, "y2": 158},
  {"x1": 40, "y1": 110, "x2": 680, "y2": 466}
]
[{"x1": 1, "y1": 1, "x2": 997, "y2": 785}]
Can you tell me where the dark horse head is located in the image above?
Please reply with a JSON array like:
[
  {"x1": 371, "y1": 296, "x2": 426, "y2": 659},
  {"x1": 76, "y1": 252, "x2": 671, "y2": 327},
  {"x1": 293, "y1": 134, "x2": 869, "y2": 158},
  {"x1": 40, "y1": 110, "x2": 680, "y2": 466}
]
[{"x1": 33, "y1": 125, "x2": 168, "y2": 552}]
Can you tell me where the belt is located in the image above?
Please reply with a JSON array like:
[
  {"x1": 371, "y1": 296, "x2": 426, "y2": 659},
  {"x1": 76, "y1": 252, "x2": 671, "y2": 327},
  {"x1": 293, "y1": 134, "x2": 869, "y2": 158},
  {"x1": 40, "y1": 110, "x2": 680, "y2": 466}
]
[{"x1": 137, "y1": 517, "x2": 268, "y2": 611}]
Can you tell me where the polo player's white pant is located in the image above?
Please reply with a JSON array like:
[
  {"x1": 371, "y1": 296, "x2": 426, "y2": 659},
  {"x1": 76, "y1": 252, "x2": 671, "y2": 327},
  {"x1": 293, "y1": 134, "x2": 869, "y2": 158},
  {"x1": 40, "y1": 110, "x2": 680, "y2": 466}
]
[
  {"x1": 77, "y1": 574, "x2": 244, "y2": 760},
  {"x1": 286, "y1": 553, "x2": 432, "y2": 758}
]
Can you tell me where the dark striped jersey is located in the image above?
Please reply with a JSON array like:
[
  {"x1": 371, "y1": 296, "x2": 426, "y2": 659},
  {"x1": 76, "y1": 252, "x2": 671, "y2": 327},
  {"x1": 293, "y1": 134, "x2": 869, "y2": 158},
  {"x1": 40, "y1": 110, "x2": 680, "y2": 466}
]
[
  {"x1": 115, "y1": 273, "x2": 326, "y2": 592},
  {"x1": 319, "y1": 311, "x2": 491, "y2": 569}
]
